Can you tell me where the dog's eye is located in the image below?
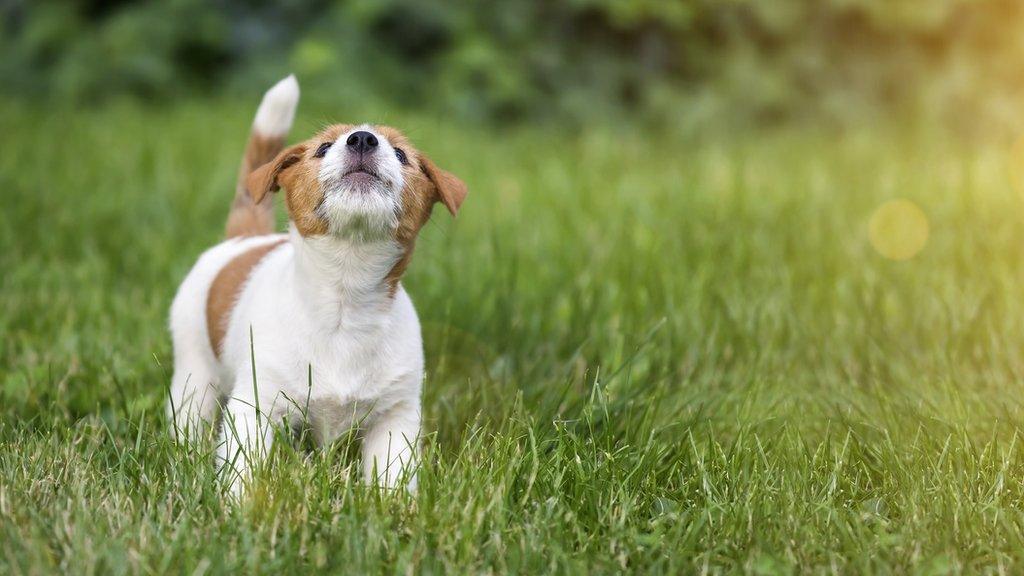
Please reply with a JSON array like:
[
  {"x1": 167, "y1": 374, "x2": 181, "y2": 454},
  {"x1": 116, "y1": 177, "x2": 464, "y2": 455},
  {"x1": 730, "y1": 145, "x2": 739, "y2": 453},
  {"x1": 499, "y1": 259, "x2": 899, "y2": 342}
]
[
  {"x1": 314, "y1": 142, "x2": 333, "y2": 158},
  {"x1": 394, "y1": 147, "x2": 408, "y2": 166}
]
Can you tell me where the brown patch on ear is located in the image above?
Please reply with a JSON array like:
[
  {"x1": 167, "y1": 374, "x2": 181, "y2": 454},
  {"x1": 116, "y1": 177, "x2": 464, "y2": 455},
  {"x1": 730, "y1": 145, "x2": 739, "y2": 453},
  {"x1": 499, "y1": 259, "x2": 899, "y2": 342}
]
[
  {"x1": 383, "y1": 165, "x2": 435, "y2": 294},
  {"x1": 421, "y1": 156, "x2": 468, "y2": 216},
  {"x1": 225, "y1": 133, "x2": 286, "y2": 238},
  {"x1": 280, "y1": 151, "x2": 329, "y2": 237},
  {"x1": 243, "y1": 139, "x2": 330, "y2": 237},
  {"x1": 246, "y1": 144, "x2": 305, "y2": 205},
  {"x1": 371, "y1": 128, "x2": 469, "y2": 293},
  {"x1": 206, "y1": 239, "x2": 287, "y2": 357},
  {"x1": 381, "y1": 150, "x2": 467, "y2": 294}
]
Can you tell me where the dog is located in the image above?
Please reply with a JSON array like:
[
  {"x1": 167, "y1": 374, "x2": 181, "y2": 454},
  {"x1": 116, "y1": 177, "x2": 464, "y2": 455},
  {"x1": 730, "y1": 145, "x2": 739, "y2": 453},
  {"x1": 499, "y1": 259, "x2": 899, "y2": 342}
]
[{"x1": 167, "y1": 75, "x2": 466, "y2": 494}]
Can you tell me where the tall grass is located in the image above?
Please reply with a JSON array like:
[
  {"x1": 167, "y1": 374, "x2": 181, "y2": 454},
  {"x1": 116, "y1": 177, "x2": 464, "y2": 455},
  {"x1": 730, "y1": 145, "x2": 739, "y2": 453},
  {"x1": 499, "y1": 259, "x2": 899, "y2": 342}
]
[{"x1": 3, "y1": 99, "x2": 1024, "y2": 573}]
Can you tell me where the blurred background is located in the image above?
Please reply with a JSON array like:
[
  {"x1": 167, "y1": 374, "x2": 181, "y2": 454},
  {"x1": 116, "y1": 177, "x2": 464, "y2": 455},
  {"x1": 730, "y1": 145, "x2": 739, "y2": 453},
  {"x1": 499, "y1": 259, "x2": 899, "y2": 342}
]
[{"x1": 4, "y1": 0, "x2": 1024, "y2": 137}]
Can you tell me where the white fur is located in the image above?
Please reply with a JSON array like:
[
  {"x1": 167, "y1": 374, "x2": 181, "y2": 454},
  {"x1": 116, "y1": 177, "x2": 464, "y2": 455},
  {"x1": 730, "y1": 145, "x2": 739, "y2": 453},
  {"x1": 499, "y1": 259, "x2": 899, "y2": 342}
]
[
  {"x1": 168, "y1": 125, "x2": 424, "y2": 495},
  {"x1": 317, "y1": 125, "x2": 406, "y2": 240},
  {"x1": 253, "y1": 75, "x2": 299, "y2": 137}
]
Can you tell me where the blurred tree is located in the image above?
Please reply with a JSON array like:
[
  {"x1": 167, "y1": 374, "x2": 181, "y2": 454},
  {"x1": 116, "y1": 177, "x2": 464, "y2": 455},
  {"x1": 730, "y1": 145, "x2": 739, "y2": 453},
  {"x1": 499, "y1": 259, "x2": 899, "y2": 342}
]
[{"x1": 2, "y1": 0, "x2": 1023, "y2": 132}]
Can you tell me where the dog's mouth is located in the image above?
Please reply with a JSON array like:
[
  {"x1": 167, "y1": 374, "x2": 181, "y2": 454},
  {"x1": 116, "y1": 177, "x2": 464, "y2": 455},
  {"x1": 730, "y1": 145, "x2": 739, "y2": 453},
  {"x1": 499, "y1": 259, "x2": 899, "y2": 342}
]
[{"x1": 341, "y1": 167, "x2": 382, "y2": 185}]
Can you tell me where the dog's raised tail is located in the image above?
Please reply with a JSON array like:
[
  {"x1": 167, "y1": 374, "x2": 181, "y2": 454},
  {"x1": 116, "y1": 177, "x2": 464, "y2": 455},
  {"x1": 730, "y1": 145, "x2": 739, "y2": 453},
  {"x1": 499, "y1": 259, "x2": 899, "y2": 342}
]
[{"x1": 224, "y1": 74, "x2": 300, "y2": 238}]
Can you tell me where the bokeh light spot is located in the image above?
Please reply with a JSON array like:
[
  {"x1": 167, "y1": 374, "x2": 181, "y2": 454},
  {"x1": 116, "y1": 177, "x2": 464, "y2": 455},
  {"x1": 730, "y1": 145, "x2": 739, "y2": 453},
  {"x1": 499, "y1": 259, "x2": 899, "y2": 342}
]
[{"x1": 868, "y1": 199, "x2": 929, "y2": 261}]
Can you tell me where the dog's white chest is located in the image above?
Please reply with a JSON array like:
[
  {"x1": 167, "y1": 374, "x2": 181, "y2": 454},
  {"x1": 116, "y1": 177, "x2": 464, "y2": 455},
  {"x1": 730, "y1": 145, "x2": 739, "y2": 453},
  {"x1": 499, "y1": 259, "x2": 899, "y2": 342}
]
[
  {"x1": 301, "y1": 333, "x2": 391, "y2": 398},
  {"x1": 288, "y1": 331, "x2": 412, "y2": 444}
]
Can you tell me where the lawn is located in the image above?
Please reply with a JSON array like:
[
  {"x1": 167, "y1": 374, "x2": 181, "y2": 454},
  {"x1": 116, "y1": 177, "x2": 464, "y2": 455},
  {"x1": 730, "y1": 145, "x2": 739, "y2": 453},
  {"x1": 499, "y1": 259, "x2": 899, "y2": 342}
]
[{"x1": 4, "y1": 97, "x2": 1024, "y2": 574}]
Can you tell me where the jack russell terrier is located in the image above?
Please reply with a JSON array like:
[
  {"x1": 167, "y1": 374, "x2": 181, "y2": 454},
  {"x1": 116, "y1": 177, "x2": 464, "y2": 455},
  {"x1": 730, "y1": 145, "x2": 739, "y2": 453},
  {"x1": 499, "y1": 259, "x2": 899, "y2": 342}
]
[{"x1": 167, "y1": 75, "x2": 466, "y2": 494}]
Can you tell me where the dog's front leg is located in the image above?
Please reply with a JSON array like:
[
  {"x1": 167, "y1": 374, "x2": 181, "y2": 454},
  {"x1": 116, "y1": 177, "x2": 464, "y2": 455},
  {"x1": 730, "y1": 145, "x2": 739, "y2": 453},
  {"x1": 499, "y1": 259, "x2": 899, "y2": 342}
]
[
  {"x1": 216, "y1": 392, "x2": 283, "y2": 497},
  {"x1": 362, "y1": 400, "x2": 421, "y2": 492}
]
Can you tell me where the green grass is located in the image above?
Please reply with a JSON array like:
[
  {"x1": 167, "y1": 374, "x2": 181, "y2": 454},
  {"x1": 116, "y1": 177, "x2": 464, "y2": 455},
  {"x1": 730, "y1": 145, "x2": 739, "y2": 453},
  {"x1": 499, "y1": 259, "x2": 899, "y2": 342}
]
[{"x1": 4, "y1": 97, "x2": 1024, "y2": 574}]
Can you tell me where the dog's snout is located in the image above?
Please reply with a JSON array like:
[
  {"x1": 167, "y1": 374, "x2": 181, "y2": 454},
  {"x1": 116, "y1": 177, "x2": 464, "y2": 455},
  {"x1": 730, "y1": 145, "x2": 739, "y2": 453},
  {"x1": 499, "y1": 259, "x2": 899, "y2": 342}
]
[{"x1": 346, "y1": 131, "x2": 378, "y2": 154}]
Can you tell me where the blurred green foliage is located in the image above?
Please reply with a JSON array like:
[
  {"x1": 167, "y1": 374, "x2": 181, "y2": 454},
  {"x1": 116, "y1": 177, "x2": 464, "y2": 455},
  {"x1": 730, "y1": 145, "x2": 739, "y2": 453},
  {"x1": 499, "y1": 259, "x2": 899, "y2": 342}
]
[{"x1": 3, "y1": 0, "x2": 1024, "y2": 131}]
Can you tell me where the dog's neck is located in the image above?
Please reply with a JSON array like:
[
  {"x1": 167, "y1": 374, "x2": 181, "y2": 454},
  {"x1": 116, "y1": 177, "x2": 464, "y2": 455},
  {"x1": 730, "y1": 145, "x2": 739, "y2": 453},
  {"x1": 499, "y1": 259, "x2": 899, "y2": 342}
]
[{"x1": 289, "y1": 225, "x2": 403, "y2": 324}]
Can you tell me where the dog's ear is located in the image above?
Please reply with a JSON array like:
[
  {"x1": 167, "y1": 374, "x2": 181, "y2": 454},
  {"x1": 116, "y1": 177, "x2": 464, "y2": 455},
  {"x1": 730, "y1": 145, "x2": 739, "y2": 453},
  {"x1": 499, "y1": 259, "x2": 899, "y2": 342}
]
[
  {"x1": 246, "y1": 144, "x2": 305, "y2": 204},
  {"x1": 421, "y1": 155, "x2": 467, "y2": 217}
]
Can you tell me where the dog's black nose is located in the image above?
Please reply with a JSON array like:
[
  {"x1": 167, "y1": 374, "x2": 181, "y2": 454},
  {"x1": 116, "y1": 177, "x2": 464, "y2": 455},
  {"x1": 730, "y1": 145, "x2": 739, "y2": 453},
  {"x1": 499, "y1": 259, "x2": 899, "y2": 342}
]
[{"x1": 346, "y1": 131, "x2": 378, "y2": 154}]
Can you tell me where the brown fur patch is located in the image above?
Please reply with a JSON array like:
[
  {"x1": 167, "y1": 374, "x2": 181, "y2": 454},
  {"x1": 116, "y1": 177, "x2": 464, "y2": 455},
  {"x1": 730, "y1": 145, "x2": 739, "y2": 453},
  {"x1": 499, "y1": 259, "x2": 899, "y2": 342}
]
[
  {"x1": 281, "y1": 126, "x2": 349, "y2": 236},
  {"x1": 226, "y1": 133, "x2": 286, "y2": 238},
  {"x1": 379, "y1": 127, "x2": 440, "y2": 293},
  {"x1": 206, "y1": 239, "x2": 287, "y2": 356},
  {"x1": 375, "y1": 126, "x2": 467, "y2": 294}
]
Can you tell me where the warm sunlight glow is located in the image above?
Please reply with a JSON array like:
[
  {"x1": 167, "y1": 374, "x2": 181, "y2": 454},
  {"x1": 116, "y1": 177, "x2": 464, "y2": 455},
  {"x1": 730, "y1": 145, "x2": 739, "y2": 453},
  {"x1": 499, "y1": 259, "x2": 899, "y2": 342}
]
[
  {"x1": 868, "y1": 200, "x2": 929, "y2": 261},
  {"x1": 1010, "y1": 136, "x2": 1024, "y2": 199}
]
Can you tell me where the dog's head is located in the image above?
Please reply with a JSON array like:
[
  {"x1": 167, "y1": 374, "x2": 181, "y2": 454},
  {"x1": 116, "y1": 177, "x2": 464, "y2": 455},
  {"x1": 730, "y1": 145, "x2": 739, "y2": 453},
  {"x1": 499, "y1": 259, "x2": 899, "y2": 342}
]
[{"x1": 246, "y1": 124, "x2": 466, "y2": 245}]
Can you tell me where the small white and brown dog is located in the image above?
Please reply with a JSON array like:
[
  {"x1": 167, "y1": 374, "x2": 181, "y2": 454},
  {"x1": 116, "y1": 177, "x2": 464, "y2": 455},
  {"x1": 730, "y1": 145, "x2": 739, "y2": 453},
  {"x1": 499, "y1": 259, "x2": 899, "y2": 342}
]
[{"x1": 167, "y1": 75, "x2": 466, "y2": 494}]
